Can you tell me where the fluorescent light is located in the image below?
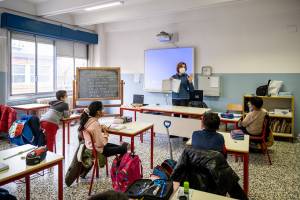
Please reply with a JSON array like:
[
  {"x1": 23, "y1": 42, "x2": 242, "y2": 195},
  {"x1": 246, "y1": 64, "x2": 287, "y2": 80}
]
[{"x1": 84, "y1": 1, "x2": 123, "y2": 11}]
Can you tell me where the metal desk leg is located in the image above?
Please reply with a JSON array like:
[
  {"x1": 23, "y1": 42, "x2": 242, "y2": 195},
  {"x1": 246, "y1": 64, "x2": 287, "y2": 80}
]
[
  {"x1": 25, "y1": 175, "x2": 30, "y2": 200},
  {"x1": 58, "y1": 160, "x2": 63, "y2": 200},
  {"x1": 67, "y1": 122, "x2": 70, "y2": 144},
  {"x1": 130, "y1": 136, "x2": 135, "y2": 153},
  {"x1": 243, "y1": 153, "x2": 249, "y2": 195},
  {"x1": 150, "y1": 126, "x2": 154, "y2": 169},
  {"x1": 62, "y1": 122, "x2": 65, "y2": 157}
]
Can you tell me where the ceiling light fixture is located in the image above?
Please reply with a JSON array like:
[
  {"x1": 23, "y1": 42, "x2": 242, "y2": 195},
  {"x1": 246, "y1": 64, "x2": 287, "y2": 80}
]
[{"x1": 84, "y1": 1, "x2": 124, "y2": 11}]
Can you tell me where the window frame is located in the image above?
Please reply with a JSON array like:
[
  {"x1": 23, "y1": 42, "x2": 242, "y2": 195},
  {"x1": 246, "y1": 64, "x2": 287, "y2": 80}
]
[{"x1": 8, "y1": 31, "x2": 88, "y2": 100}]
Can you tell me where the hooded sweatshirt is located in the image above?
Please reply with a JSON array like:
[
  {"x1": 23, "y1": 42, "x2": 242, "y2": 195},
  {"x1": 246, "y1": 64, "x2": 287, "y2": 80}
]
[{"x1": 41, "y1": 100, "x2": 69, "y2": 125}]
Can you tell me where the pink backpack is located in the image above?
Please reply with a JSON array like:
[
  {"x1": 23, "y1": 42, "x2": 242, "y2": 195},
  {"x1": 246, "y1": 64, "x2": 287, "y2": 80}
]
[{"x1": 111, "y1": 153, "x2": 143, "y2": 192}]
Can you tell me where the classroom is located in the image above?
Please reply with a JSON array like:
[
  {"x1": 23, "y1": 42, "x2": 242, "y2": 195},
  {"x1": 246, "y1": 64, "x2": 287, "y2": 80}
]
[{"x1": 0, "y1": 0, "x2": 299, "y2": 199}]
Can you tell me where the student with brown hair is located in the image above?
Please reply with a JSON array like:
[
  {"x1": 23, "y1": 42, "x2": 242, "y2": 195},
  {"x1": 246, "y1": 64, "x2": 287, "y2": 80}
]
[
  {"x1": 41, "y1": 90, "x2": 70, "y2": 152},
  {"x1": 240, "y1": 97, "x2": 266, "y2": 135}
]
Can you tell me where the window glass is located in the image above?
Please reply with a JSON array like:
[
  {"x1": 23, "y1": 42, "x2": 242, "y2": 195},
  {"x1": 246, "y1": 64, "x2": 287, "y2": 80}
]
[{"x1": 57, "y1": 57, "x2": 74, "y2": 91}]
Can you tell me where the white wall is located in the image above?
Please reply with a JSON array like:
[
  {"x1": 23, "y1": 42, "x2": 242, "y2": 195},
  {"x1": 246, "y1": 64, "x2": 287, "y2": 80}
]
[{"x1": 95, "y1": 0, "x2": 300, "y2": 74}]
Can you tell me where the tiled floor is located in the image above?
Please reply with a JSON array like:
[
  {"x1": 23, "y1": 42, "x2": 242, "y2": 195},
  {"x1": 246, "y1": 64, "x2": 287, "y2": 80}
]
[{"x1": 1, "y1": 124, "x2": 300, "y2": 200}]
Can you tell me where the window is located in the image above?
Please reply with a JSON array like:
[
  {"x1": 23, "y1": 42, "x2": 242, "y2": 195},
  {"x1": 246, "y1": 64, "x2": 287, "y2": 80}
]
[
  {"x1": 10, "y1": 32, "x2": 88, "y2": 97},
  {"x1": 57, "y1": 57, "x2": 74, "y2": 91},
  {"x1": 37, "y1": 41, "x2": 54, "y2": 93},
  {"x1": 11, "y1": 37, "x2": 36, "y2": 95}
]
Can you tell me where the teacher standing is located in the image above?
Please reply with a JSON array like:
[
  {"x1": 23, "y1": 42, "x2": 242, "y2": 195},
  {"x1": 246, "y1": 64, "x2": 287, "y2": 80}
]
[{"x1": 171, "y1": 62, "x2": 194, "y2": 106}]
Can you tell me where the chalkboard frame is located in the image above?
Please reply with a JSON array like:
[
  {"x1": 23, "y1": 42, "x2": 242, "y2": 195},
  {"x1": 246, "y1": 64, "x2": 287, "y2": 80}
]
[{"x1": 76, "y1": 67, "x2": 121, "y2": 101}]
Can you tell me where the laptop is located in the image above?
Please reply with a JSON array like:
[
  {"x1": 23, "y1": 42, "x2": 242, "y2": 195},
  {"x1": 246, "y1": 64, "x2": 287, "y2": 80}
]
[{"x1": 132, "y1": 94, "x2": 144, "y2": 107}]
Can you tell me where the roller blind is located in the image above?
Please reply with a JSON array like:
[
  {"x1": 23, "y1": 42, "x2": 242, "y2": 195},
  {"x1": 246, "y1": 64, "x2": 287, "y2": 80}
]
[
  {"x1": 56, "y1": 40, "x2": 74, "y2": 57},
  {"x1": 74, "y1": 43, "x2": 87, "y2": 59}
]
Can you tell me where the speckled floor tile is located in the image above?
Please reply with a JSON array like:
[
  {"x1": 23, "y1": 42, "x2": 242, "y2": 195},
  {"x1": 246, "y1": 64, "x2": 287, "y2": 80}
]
[{"x1": 1, "y1": 126, "x2": 299, "y2": 200}]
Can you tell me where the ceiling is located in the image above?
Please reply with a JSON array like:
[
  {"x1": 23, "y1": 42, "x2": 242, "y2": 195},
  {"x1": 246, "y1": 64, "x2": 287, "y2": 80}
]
[{"x1": 1, "y1": 0, "x2": 243, "y2": 26}]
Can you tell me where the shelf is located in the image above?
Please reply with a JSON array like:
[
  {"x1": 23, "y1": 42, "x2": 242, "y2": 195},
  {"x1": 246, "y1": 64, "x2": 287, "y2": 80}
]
[
  {"x1": 273, "y1": 132, "x2": 294, "y2": 138},
  {"x1": 268, "y1": 113, "x2": 292, "y2": 118}
]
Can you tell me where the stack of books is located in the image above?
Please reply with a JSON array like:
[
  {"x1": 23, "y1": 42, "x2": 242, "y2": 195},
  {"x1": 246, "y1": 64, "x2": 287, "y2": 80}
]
[{"x1": 230, "y1": 129, "x2": 245, "y2": 140}]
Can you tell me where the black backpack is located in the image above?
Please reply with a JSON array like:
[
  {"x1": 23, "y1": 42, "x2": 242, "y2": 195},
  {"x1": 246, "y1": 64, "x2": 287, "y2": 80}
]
[
  {"x1": 256, "y1": 80, "x2": 271, "y2": 96},
  {"x1": 0, "y1": 188, "x2": 17, "y2": 200}
]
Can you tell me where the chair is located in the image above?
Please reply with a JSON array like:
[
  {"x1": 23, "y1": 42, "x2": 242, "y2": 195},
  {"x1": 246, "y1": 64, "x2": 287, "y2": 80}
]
[
  {"x1": 224, "y1": 103, "x2": 243, "y2": 130},
  {"x1": 250, "y1": 115, "x2": 272, "y2": 165},
  {"x1": 78, "y1": 129, "x2": 109, "y2": 196},
  {"x1": 226, "y1": 103, "x2": 243, "y2": 113}
]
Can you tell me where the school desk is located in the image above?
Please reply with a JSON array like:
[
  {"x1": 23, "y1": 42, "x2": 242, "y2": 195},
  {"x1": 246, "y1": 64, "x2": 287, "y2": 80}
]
[
  {"x1": 186, "y1": 132, "x2": 250, "y2": 195},
  {"x1": 135, "y1": 105, "x2": 210, "y2": 138},
  {"x1": 11, "y1": 103, "x2": 50, "y2": 115},
  {"x1": 140, "y1": 105, "x2": 210, "y2": 118},
  {"x1": 120, "y1": 105, "x2": 142, "y2": 121},
  {"x1": 60, "y1": 114, "x2": 81, "y2": 157},
  {"x1": 218, "y1": 113, "x2": 242, "y2": 130},
  {"x1": 170, "y1": 186, "x2": 236, "y2": 200},
  {"x1": 0, "y1": 144, "x2": 64, "y2": 200},
  {"x1": 107, "y1": 122, "x2": 154, "y2": 169}
]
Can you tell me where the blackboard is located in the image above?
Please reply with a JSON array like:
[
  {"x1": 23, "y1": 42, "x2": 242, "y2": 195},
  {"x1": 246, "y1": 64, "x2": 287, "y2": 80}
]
[{"x1": 76, "y1": 67, "x2": 121, "y2": 100}]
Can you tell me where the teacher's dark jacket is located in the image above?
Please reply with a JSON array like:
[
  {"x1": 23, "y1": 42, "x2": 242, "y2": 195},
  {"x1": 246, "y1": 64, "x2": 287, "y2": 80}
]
[
  {"x1": 170, "y1": 148, "x2": 241, "y2": 196},
  {"x1": 171, "y1": 73, "x2": 194, "y2": 100}
]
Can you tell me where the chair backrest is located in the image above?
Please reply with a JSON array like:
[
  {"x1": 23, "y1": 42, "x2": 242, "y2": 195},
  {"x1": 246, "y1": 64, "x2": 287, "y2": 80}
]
[
  {"x1": 226, "y1": 103, "x2": 243, "y2": 113},
  {"x1": 261, "y1": 114, "x2": 270, "y2": 140},
  {"x1": 81, "y1": 129, "x2": 98, "y2": 157}
]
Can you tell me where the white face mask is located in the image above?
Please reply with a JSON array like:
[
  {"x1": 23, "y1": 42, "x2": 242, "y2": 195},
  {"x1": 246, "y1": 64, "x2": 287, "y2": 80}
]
[{"x1": 179, "y1": 67, "x2": 186, "y2": 74}]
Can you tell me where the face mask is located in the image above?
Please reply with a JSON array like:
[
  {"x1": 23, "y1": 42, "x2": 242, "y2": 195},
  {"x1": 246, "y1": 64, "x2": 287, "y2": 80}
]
[{"x1": 179, "y1": 67, "x2": 186, "y2": 74}]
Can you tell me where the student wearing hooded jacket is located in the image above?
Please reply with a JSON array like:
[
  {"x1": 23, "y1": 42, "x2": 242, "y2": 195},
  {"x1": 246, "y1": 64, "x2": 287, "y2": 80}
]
[
  {"x1": 41, "y1": 90, "x2": 70, "y2": 152},
  {"x1": 171, "y1": 62, "x2": 194, "y2": 106}
]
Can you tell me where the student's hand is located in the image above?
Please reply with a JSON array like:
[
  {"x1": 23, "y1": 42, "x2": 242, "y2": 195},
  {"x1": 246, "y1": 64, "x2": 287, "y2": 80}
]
[
  {"x1": 188, "y1": 75, "x2": 193, "y2": 83},
  {"x1": 101, "y1": 125, "x2": 109, "y2": 134}
]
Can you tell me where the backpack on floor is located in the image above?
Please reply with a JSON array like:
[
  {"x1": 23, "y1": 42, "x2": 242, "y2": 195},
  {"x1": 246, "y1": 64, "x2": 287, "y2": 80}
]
[
  {"x1": 152, "y1": 159, "x2": 177, "y2": 180},
  {"x1": 111, "y1": 153, "x2": 143, "y2": 192},
  {"x1": 9, "y1": 116, "x2": 34, "y2": 146},
  {"x1": 0, "y1": 188, "x2": 17, "y2": 200}
]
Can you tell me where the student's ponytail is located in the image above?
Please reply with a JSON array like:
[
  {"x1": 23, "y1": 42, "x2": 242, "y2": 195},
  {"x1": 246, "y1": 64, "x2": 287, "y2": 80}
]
[{"x1": 78, "y1": 110, "x2": 90, "y2": 132}]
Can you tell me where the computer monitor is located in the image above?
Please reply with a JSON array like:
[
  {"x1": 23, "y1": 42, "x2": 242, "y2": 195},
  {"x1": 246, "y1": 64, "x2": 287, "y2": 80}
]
[
  {"x1": 133, "y1": 94, "x2": 144, "y2": 104},
  {"x1": 190, "y1": 90, "x2": 203, "y2": 102}
]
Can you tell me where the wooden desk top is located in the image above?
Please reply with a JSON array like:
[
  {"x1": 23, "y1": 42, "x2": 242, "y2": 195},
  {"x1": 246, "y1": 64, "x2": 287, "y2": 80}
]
[
  {"x1": 170, "y1": 187, "x2": 235, "y2": 200},
  {"x1": 11, "y1": 103, "x2": 49, "y2": 110},
  {"x1": 186, "y1": 132, "x2": 249, "y2": 153},
  {"x1": 121, "y1": 105, "x2": 142, "y2": 110},
  {"x1": 108, "y1": 122, "x2": 153, "y2": 136},
  {"x1": 141, "y1": 105, "x2": 211, "y2": 116},
  {"x1": 0, "y1": 145, "x2": 63, "y2": 184},
  {"x1": 61, "y1": 114, "x2": 81, "y2": 122}
]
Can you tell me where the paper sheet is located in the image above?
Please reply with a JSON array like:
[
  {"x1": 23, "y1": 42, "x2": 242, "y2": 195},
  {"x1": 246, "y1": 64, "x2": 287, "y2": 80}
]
[
  {"x1": 209, "y1": 77, "x2": 219, "y2": 88},
  {"x1": 172, "y1": 79, "x2": 181, "y2": 93},
  {"x1": 162, "y1": 79, "x2": 181, "y2": 92}
]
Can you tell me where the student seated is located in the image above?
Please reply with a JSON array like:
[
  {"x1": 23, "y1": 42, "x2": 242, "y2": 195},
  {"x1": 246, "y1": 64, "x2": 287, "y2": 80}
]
[
  {"x1": 192, "y1": 112, "x2": 226, "y2": 156},
  {"x1": 41, "y1": 90, "x2": 70, "y2": 152},
  {"x1": 239, "y1": 97, "x2": 266, "y2": 136},
  {"x1": 78, "y1": 101, "x2": 129, "y2": 157}
]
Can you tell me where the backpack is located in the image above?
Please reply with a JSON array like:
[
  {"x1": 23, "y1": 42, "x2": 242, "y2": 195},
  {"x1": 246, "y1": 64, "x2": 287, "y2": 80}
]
[
  {"x1": 152, "y1": 159, "x2": 177, "y2": 180},
  {"x1": 9, "y1": 117, "x2": 34, "y2": 146},
  {"x1": 111, "y1": 153, "x2": 143, "y2": 192},
  {"x1": 0, "y1": 188, "x2": 17, "y2": 200},
  {"x1": 26, "y1": 115, "x2": 46, "y2": 146},
  {"x1": 256, "y1": 80, "x2": 271, "y2": 96}
]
